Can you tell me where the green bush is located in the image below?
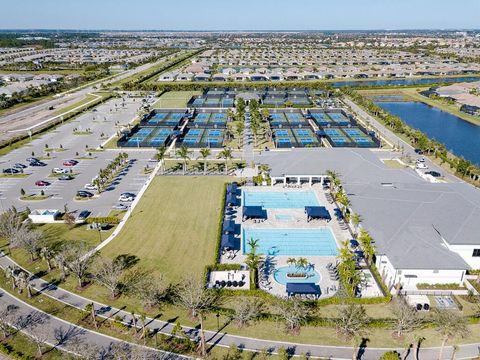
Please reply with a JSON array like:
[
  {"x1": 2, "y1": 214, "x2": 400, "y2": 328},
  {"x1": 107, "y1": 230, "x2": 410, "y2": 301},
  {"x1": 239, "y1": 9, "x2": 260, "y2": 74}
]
[
  {"x1": 86, "y1": 216, "x2": 120, "y2": 224},
  {"x1": 379, "y1": 351, "x2": 400, "y2": 360}
]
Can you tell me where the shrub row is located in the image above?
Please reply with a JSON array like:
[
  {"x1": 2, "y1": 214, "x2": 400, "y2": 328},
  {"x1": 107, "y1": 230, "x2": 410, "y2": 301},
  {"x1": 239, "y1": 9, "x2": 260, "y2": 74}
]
[{"x1": 86, "y1": 216, "x2": 120, "y2": 224}]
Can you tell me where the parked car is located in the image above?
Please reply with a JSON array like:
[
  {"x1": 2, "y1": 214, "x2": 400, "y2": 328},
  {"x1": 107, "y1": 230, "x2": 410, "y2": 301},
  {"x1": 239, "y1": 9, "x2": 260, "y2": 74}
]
[
  {"x1": 3, "y1": 168, "x2": 19, "y2": 174},
  {"x1": 58, "y1": 175, "x2": 73, "y2": 181},
  {"x1": 84, "y1": 183, "x2": 97, "y2": 191},
  {"x1": 112, "y1": 203, "x2": 129, "y2": 210},
  {"x1": 13, "y1": 163, "x2": 27, "y2": 169},
  {"x1": 119, "y1": 193, "x2": 135, "y2": 202},
  {"x1": 26, "y1": 157, "x2": 39, "y2": 163},
  {"x1": 414, "y1": 149, "x2": 424, "y2": 155},
  {"x1": 426, "y1": 171, "x2": 442, "y2": 178},
  {"x1": 76, "y1": 190, "x2": 94, "y2": 198},
  {"x1": 77, "y1": 210, "x2": 91, "y2": 221},
  {"x1": 30, "y1": 161, "x2": 47, "y2": 167},
  {"x1": 416, "y1": 157, "x2": 426, "y2": 163},
  {"x1": 63, "y1": 160, "x2": 78, "y2": 167},
  {"x1": 416, "y1": 163, "x2": 428, "y2": 169},
  {"x1": 35, "y1": 180, "x2": 50, "y2": 187},
  {"x1": 52, "y1": 168, "x2": 69, "y2": 174}
]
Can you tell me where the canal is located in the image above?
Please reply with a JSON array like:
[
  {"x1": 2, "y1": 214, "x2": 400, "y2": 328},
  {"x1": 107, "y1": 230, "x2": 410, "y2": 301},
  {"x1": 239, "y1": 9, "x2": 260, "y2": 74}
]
[{"x1": 376, "y1": 101, "x2": 480, "y2": 166}]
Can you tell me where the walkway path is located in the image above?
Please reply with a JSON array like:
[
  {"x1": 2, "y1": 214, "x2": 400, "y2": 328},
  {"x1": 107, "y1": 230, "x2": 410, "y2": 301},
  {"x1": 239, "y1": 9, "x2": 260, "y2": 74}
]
[
  {"x1": 1, "y1": 254, "x2": 479, "y2": 359},
  {"x1": 0, "y1": 288, "x2": 184, "y2": 359},
  {"x1": 243, "y1": 110, "x2": 254, "y2": 167}
]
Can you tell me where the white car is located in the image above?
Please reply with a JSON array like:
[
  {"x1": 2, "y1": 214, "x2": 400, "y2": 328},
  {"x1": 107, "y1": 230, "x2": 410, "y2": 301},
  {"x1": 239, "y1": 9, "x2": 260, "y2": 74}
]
[
  {"x1": 53, "y1": 168, "x2": 69, "y2": 174},
  {"x1": 416, "y1": 162, "x2": 428, "y2": 169},
  {"x1": 417, "y1": 157, "x2": 426, "y2": 163},
  {"x1": 118, "y1": 194, "x2": 135, "y2": 202},
  {"x1": 84, "y1": 183, "x2": 98, "y2": 191}
]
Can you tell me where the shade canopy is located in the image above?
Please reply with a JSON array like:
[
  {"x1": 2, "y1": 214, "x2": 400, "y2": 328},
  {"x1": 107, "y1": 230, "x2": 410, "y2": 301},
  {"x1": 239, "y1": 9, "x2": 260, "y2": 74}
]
[
  {"x1": 222, "y1": 219, "x2": 236, "y2": 233},
  {"x1": 305, "y1": 206, "x2": 331, "y2": 220},
  {"x1": 221, "y1": 234, "x2": 239, "y2": 250},
  {"x1": 286, "y1": 282, "x2": 320, "y2": 295},
  {"x1": 226, "y1": 193, "x2": 239, "y2": 206},
  {"x1": 243, "y1": 206, "x2": 267, "y2": 220}
]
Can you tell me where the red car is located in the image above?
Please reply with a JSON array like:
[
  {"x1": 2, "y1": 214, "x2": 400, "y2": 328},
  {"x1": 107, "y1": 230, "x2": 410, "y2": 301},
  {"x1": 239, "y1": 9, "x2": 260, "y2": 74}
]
[
  {"x1": 35, "y1": 180, "x2": 50, "y2": 187},
  {"x1": 63, "y1": 160, "x2": 78, "y2": 167}
]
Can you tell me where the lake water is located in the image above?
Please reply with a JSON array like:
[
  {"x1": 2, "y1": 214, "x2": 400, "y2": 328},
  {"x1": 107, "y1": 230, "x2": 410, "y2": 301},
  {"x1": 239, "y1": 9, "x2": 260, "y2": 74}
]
[
  {"x1": 376, "y1": 101, "x2": 480, "y2": 166},
  {"x1": 333, "y1": 76, "x2": 480, "y2": 88}
]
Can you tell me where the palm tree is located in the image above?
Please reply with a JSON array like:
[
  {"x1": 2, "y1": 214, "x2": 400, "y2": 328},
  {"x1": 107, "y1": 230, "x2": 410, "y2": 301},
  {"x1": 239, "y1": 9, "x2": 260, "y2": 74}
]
[
  {"x1": 40, "y1": 246, "x2": 55, "y2": 272},
  {"x1": 351, "y1": 213, "x2": 362, "y2": 238},
  {"x1": 245, "y1": 238, "x2": 263, "y2": 288},
  {"x1": 198, "y1": 148, "x2": 211, "y2": 175},
  {"x1": 218, "y1": 147, "x2": 233, "y2": 175},
  {"x1": 259, "y1": 164, "x2": 270, "y2": 181},
  {"x1": 326, "y1": 169, "x2": 340, "y2": 193},
  {"x1": 156, "y1": 145, "x2": 167, "y2": 174},
  {"x1": 432, "y1": 309, "x2": 469, "y2": 360},
  {"x1": 286, "y1": 257, "x2": 296, "y2": 268},
  {"x1": 176, "y1": 145, "x2": 191, "y2": 176},
  {"x1": 358, "y1": 229, "x2": 375, "y2": 265},
  {"x1": 296, "y1": 257, "x2": 309, "y2": 272}
]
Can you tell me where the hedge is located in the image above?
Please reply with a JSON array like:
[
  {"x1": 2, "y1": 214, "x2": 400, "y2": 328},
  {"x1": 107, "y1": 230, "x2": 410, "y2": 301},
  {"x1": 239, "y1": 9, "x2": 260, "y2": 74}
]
[{"x1": 86, "y1": 216, "x2": 120, "y2": 224}]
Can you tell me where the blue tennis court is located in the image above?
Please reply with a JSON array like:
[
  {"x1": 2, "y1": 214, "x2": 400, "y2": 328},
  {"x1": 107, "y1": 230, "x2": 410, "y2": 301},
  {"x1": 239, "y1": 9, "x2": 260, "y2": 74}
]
[
  {"x1": 243, "y1": 190, "x2": 319, "y2": 209},
  {"x1": 242, "y1": 228, "x2": 338, "y2": 256}
]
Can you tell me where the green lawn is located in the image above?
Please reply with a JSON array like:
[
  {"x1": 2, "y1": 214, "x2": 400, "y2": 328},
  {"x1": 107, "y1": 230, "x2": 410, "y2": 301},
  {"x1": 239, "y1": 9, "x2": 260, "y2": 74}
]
[
  {"x1": 101, "y1": 176, "x2": 230, "y2": 283},
  {"x1": 152, "y1": 91, "x2": 201, "y2": 108}
]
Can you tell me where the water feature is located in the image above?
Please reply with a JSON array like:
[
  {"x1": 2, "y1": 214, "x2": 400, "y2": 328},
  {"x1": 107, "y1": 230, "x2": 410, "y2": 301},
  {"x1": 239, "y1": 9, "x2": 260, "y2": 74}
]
[
  {"x1": 333, "y1": 76, "x2": 480, "y2": 88},
  {"x1": 376, "y1": 101, "x2": 480, "y2": 166}
]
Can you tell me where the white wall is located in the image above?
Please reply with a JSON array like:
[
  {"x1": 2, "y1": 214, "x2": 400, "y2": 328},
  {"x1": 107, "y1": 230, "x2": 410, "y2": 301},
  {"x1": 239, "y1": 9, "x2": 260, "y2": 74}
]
[
  {"x1": 376, "y1": 254, "x2": 466, "y2": 290},
  {"x1": 447, "y1": 245, "x2": 480, "y2": 270}
]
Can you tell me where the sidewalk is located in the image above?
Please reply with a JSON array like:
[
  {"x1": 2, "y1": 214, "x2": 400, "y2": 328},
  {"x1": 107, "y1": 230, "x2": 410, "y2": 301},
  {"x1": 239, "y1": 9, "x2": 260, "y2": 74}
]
[
  {"x1": 2, "y1": 253, "x2": 479, "y2": 359},
  {"x1": 0, "y1": 288, "x2": 185, "y2": 359}
]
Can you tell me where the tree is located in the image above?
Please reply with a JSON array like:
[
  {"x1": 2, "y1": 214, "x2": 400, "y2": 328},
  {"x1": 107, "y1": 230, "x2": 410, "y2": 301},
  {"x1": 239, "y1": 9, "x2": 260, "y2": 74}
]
[
  {"x1": 0, "y1": 207, "x2": 29, "y2": 253},
  {"x1": 64, "y1": 242, "x2": 95, "y2": 288},
  {"x1": 156, "y1": 145, "x2": 167, "y2": 174},
  {"x1": 15, "y1": 227, "x2": 43, "y2": 262},
  {"x1": 357, "y1": 229, "x2": 375, "y2": 265},
  {"x1": 391, "y1": 298, "x2": 423, "y2": 357},
  {"x1": 335, "y1": 304, "x2": 370, "y2": 360},
  {"x1": 276, "y1": 298, "x2": 308, "y2": 334},
  {"x1": 198, "y1": 148, "x2": 211, "y2": 175},
  {"x1": 337, "y1": 241, "x2": 361, "y2": 297},
  {"x1": 40, "y1": 246, "x2": 56, "y2": 272},
  {"x1": 93, "y1": 256, "x2": 127, "y2": 298},
  {"x1": 125, "y1": 270, "x2": 168, "y2": 310},
  {"x1": 176, "y1": 145, "x2": 192, "y2": 176},
  {"x1": 0, "y1": 304, "x2": 18, "y2": 338},
  {"x1": 432, "y1": 309, "x2": 470, "y2": 360},
  {"x1": 232, "y1": 298, "x2": 263, "y2": 328},
  {"x1": 218, "y1": 147, "x2": 233, "y2": 175},
  {"x1": 350, "y1": 212, "x2": 362, "y2": 237},
  {"x1": 175, "y1": 275, "x2": 220, "y2": 356},
  {"x1": 245, "y1": 238, "x2": 264, "y2": 288}
]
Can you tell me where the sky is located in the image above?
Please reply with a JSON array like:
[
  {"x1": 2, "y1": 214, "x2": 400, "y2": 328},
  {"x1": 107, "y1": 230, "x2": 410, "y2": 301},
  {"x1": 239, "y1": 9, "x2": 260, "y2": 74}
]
[{"x1": 2, "y1": 0, "x2": 479, "y2": 31}]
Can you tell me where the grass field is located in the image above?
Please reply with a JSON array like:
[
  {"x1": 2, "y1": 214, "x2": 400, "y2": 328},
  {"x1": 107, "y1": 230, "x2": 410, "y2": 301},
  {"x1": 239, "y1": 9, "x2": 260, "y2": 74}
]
[
  {"x1": 101, "y1": 176, "x2": 230, "y2": 283},
  {"x1": 151, "y1": 91, "x2": 201, "y2": 108}
]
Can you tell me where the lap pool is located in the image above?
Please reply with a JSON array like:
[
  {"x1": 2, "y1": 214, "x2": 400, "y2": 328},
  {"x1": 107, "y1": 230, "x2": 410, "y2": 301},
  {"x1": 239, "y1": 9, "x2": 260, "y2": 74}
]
[
  {"x1": 243, "y1": 228, "x2": 338, "y2": 256},
  {"x1": 243, "y1": 191, "x2": 319, "y2": 209}
]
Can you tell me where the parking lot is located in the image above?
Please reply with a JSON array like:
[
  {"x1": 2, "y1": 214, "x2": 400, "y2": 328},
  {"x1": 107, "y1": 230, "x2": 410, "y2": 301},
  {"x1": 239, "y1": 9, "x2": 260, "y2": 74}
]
[{"x1": 0, "y1": 96, "x2": 157, "y2": 217}]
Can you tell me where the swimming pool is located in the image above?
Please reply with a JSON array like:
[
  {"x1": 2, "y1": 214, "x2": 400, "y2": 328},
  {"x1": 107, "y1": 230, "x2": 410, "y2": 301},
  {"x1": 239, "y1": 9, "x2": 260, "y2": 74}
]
[
  {"x1": 243, "y1": 228, "x2": 338, "y2": 256},
  {"x1": 243, "y1": 191, "x2": 320, "y2": 209},
  {"x1": 273, "y1": 265, "x2": 321, "y2": 285}
]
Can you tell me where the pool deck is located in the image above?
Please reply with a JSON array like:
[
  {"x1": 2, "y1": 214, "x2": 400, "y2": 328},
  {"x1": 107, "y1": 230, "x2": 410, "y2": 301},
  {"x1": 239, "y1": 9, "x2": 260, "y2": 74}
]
[{"x1": 221, "y1": 184, "x2": 352, "y2": 298}]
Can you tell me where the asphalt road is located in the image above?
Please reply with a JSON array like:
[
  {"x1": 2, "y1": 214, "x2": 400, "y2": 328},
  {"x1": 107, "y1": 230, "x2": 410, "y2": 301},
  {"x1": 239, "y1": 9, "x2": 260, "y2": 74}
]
[
  {"x1": 0, "y1": 288, "x2": 186, "y2": 359},
  {"x1": 0, "y1": 96, "x2": 156, "y2": 217}
]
